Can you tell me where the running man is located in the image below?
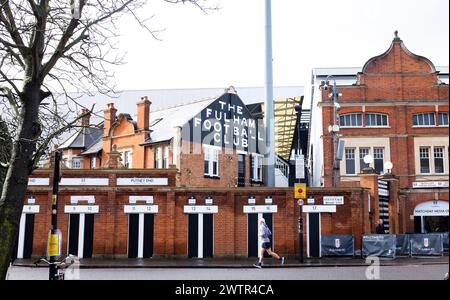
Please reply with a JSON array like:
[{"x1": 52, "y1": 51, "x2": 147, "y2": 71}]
[{"x1": 254, "y1": 218, "x2": 285, "y2": 268}]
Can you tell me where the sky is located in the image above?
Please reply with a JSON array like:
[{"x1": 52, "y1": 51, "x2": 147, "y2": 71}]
[{"x1": 111, "y1": 0, "x2": 450, "y2": 91}]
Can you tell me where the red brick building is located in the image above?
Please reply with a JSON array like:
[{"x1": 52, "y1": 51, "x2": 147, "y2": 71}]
[
  {"x1": 316, "y1": 33, "x2": 449, "y2": 234},
  {"x1": 59, "y1": 88, "x2": 268, "y2": 188},
  {"x1": 19, "y1": 166, "x2": 371, "y2": 260}
]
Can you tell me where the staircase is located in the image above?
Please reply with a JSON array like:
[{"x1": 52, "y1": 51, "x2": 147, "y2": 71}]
[{"x1": 275, "y1": 155, "x2": 290, "y2": 187}]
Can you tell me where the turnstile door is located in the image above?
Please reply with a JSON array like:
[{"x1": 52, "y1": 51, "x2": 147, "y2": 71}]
[
  {"x1": 83, "y1": 214, "x2": 94, "y2": 258},
  {"x1": 128, "y1": 214, "x2": 139, "y2": 259},
  {"x1": 188, "y1": 214, "x2": 198, "y2": 258},
  {"x1": 68, "y1": 214, "x2": 80, "y2": 256},
  {"x1": 23, "y1": 214, "x2": 35, "y2": 259},
  {"x1": 143, "y1": 214, "x2": 154, "y2": 259},
  {"x1": 247, "y1": 213, "x2": 273, "y2": 258},
  {"x1": 308, "y1": 213, "x2": 320, "y2": 258},
  {"x1": 68, "y1": 214, "x2": 94, "y2": 258},
  {"x1": 188, "y1": 214, "x2": 213, "y2": 258},
  {"x1": 203, "y1": 214, "x2": 214, "y2": 258}
]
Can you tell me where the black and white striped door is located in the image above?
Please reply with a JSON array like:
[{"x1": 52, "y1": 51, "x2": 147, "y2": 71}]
[
  {"x1": 125, "y1": 196, "x2": 158, "y2": 259},
  {"x1": 65, "y1": 196, "x2": 99, "y2": 259},
  {"x1": 14, "y1": 201, "x2": 40, "y2": 259},
  {"x1": 243, "y1": 203, "x2": 278, "y2": 258},
  {"x1": 185, "y1": 203, "x2": 218, "y2": 259}
]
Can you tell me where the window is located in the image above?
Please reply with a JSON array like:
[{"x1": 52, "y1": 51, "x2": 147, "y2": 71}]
[
  {"x1": 163, "y1": 146, "x2": 169, "y2": 169},
  {"x1": 419, "y1": 147, "x2": 430, "y2": 174},
  {"x1": 339, "y1": 114, "x2": 363, "y2": 127},
  {"x1": 345, "y1": 148, "x2": 356, "y2": 175},
  {"x1": 251, "y1": 154, "x2": 263, "y2": 182},
  {"x1": 438, "y1": 113, "x2": 449, "y2": 127},
  {"x1": 204, "y1": 146, "x2": 219, "y2": 177},
  {"x1": 434, "y1": 147, "x2": 445, "y2": 174},
  {"x1": 366, "y1": 113, "x2": 389, "y2": 127},
  {"x1": 155, "y1": 147, "x2": 162, "y2": 169},
  {"x1": 122, "y1": 151, "x2": 132, "y2": 168},
  {"x1": 413, "y1": 113, "x2": 435, "y2": 127},
  {"x1": 359, "y1": 148, "x2": 370, "y2": 172},
  {"x1": 374, "y1": 148, "x2": 385, "y2": 174},
  {"x1": 71, "y1": 158, "x2": 81, "y2": 169},
  {"x1": 90, "y1": 156, "x2": 97, "y2": 169}
]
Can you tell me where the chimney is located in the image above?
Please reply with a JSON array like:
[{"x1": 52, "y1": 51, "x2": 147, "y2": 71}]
[
  {"x1": 137, "y1": 96, "x2": 151, "y2": 131},
  {"x1": 79, "y1": 108, "x2": 91, "y2": 127},
  {"x1": 104, "y1": 103, "x2": 117, "y2": 137}
]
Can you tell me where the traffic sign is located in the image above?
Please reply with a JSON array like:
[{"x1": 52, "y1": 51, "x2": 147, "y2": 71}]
[
  {"x1": 298, "y1": 199, "x2": 304, "y2": 206},
  {"x1": 294, "y1": 183, "x2": 307, "y2": 199}
]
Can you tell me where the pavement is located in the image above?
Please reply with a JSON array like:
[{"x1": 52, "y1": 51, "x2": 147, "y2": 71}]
[{"x1": 12, "y1": 255, "x2": 449, "y2": 269}]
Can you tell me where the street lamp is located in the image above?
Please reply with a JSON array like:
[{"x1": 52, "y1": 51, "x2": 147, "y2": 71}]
[
  {"x1": 362, "y1": 155, "x2": 377, "y2": 174},
  {"x1": 320, "y1": 76, "x2": 342, "y2": 187}
]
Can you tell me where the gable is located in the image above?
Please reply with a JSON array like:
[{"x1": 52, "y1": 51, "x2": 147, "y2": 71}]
[
  {"x1": 111, "y1": 114, "x2": 137, "y2": 137},
  {"x1": 182, "y1": 93, "x2": 265, "y2": 154},
  {"x1": 362, "y1": 39, "x2": 436, "y2": 74}
]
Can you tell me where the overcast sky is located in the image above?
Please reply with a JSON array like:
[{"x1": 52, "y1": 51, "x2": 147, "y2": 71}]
[{"x1": 112, "y1": 0, "x2": 449, "y2": 91}]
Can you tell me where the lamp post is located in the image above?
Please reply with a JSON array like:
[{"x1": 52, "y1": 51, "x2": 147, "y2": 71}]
[
  {"x1": 264, "y1": 0, "x2": 275, "y2": 187},
  {"x1": 320, "y1": 76, "x2": 342, "y2": 187}
]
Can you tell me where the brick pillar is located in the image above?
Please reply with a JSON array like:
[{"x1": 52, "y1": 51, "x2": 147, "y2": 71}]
[
  {"x1": 226, "y1": 191, "x2": 235, "y2": 258},
  {"x1": 360, "y1": 172, "x2": 379, "y2": 233},
  {"x1": 165, "y1": 191, "x2": 176, "y2": 255},
  {"x1": 106, "y1": 173, "x2": 117, "y2": 257}
]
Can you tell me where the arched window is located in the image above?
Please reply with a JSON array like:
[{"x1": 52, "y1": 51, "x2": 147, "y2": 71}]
[
  {"x1": 413, "y1": 113, "x2": 436, "y2": 127},
  {"x1": 365, "y1": 113, "x2": 389, "y2": 127},
  {"x1": 339, "y1": 113, "x2": 363, "y2": 127}
]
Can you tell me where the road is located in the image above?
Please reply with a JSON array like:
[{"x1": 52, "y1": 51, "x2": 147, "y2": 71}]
[{"x1": 6, "y1": 264, "x2": 449, "y2": 280}]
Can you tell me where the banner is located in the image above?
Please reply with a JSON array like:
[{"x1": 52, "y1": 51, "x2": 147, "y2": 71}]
[
  {"x1": 442, "y1": 233, "x2": 449, "y2": 253},
  {"x1": 395, "y1": 234, "x2": 411, "y2": 256},
  {"x1": 362, "y1": 235, "x2": 396, "y2": 258},
  {"x1": 410, "y1": 234, "x2": 443, "y2": 256},
  {"x1": 321, "y1": 235, "x2": 354, "y2": 256}
]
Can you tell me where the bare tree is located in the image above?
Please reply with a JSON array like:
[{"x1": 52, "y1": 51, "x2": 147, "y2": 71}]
[{"x1": 0, "y1": 0, "x2": 215, "y2": 279}]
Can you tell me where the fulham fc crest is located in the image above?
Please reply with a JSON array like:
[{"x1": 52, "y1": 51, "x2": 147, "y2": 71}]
[{"x1": 335, "y1": 239, "x2": 341, "y2": 249}]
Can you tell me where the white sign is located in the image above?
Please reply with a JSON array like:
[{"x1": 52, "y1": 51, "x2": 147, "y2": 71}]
[
  {"x1": 60, "y1": 178, "x2": 109, "y2": 186},
  {"x1": 295, "y1": 155, "x2": 305, "y2": 179},
  {"x1": 129, "y1": 196, "x2": 154, "y2": 204},
  {"x1": 413, "y1": 181, "x2": 449, "y2": 189},
  {"x1": 414, "y1": 201, "x2": 449, "y2": 217},
  {"x1": 124, "y1": 205, "x2": 159, "y2": 214},
  {"x1": 323, "y1": 196, "x2": 344, "y2": 205},
  {"x1": 117, "y1": 178, "x2": 169, "y2": 186},
  {"x1": 303, "y1": 205, "x2": 337, "y2": 213},
  {"x1": 184, "y1": 205, "x2": 219, "y2": 214},
  {"x1": 22, "y1": 205, "x2": 40, "y2": 214},
  {"x1": 298, "y1": 199, "x2": 304, "y2": 206},
  {"x1": 71, "y1": 196, "x2": 95, "y2": 204},
  {"x1": 28, "y1": 178, "x2": 50, "y2": 186},
  {"x1": 243, "y1": 205, "x2": 278, "y2": 214},
  {"x1": 307, "y1": 198, "x2": 315, "y2": 204},
  {"x1": 64, "y1": 205, "x2": 99, "y2": 214}
]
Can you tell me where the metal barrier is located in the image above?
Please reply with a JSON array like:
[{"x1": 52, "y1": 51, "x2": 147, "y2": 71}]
[
  {"x1": 410, "y1": 234, "x2": 444, "y2": 257},
  {"x1": 395, "y1": 234, "x2": 411, "y2": 257},
  {"x1": 362, "y1": 235, "x2": 396, "y2": 259},
  {"x1": 321, "y1": 235, "x2": 355, "y2": 257}
]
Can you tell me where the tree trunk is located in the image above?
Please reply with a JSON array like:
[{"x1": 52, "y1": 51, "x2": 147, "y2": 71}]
[{"x1": 0, "y1": 84, "x2": 42, "y2": 280}]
